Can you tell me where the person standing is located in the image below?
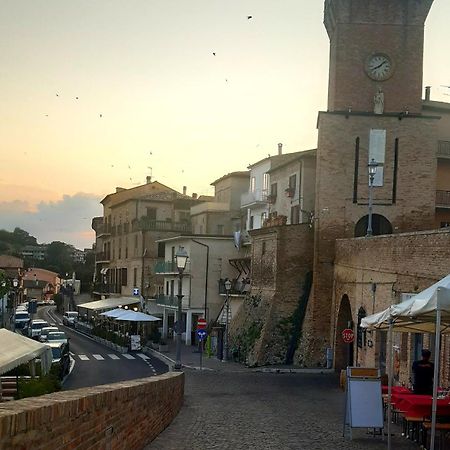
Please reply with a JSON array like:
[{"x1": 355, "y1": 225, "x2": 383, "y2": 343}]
[{"x1": 412, "y1": 349, "x2": 434, "y2": 395}]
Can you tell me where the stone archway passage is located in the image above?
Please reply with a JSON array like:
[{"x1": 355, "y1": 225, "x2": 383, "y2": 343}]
[
  {"x1": 354, "y1": 214, "x2": 393, "y2": 237},
  {"x1": 335, "y1": 295, "x2": 353, "y2": 371}
]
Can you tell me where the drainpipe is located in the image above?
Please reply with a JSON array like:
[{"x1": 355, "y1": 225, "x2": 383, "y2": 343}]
[{"x1": 191, "y1": 239, "x2": 209, "y2": 321}]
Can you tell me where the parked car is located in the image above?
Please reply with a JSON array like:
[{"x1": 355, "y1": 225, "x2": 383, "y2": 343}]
[
  {"x1": 27, "y1": 319, "x2": 49, "y2": 340},
  {"x1": 47, "y1": 342, "x2": 70, "y2": 378},
  {"x1": 14, "y1": 311, "x2": 30, "y2": 330},
  {"x1": 39, "y1": 326, "x2": 59, "y2": 342},
  {"x1": 62, "y1": 311, "x2": 78, "y2": 326},
  {"x1": 46, "y1": 331, "x2": 68, "y2": 345}
]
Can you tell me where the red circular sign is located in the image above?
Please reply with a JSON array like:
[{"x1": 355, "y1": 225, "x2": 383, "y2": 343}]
[
  {"x1": 197, "y1": 318, "x2": 207, "y2": 330},
  {"x1": 342, "y1": 328, "x2": 355, "y2": 344}
]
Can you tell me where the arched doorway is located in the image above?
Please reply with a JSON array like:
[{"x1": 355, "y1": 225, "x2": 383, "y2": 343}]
[
  {"x1": 354, "y1": 214, "x2": 393, "y2": 237},
  {"x1": 335, "y1": 295, "x2": 354, "y2": 371}
]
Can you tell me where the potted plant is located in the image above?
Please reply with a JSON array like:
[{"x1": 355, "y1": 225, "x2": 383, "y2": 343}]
[{"x1": 158, "y1": 340, "x2": 169, "y2": 352}]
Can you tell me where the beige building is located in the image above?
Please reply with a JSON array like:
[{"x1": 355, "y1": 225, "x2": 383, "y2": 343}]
[
  {"x1": 190, "y1": 171, "x2": 249, "y2": 236},
  {"x1": 92, "y1": 178, "x2": 202, "y2": 299}
]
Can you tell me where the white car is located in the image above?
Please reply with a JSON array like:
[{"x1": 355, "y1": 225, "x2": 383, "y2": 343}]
[
  {"x1": 14, "y1": 311, "x2": 30, "y2": 330},
  {"x1": 62, "y1": 311, "x2": 78, "y2": 326},
  {"x1": 46, "y1": 331, "x2": 68, "y2": 345},
  {"x1": 27, "y1": 319, "x2": 49, "y2": 339},
  {"x1": 39, "y1": 326, "x2": 59, "y2": 342}
]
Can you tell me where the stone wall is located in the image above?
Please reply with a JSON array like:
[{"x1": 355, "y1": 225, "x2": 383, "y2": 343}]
[
  {"x1": 0, "y1": 373, "x2": 184, "y2": 450},
  {"x1": 333, "y1": 228, "x2": 450, "y2": 382},
  {"x1": 229, "y1": 224, "x2": 314, "y2": 366}
]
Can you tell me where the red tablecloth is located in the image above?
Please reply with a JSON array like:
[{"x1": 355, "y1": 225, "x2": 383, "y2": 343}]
[
  {"x1": 382, "y1": 385, "x2": 412, "y2": 396},
  {"x1": 396, "y1": 395, "x2": 450, "y2": 419}
]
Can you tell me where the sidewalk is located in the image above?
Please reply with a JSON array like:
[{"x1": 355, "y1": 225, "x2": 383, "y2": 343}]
[{"x1": 147, "y1": 341, "x2": 246, "y2": 372}]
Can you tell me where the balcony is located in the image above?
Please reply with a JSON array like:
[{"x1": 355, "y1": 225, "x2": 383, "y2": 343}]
[
  {"x1": 139, "y1": 217, "x2": 191, "y2": 233},
  {"x1": 218, "y1": 278, "x2": 251, "y2": 297},
  {"x1": 436, "y1": 190, "x2": 450, "y2": 208},
  {"x1": 95, "y1": 252, "x2": 110, "y2": 263},
  {"x1": 241, "y1": 190, "x2": 269, "y2": 208},
  {"x1": 155, "y1": 294, "x2": 189, "y2": 309},
  {"x1": 92, "y1": 283, "x2": 121, "y2": 294},
  {"x1": 437, "y1": 141, "x2": 450, "y2": 159},
  {"x1": 155, "y1": 260, "x2": 191, "y2": 275},
  {"x1": 95, "y1": 223, "x2": 111, "y2": 238}
]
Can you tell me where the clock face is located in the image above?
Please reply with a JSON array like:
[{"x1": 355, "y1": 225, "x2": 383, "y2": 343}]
[{"x1": 366, "y1": 54, "x2": 393, "y2": 81}]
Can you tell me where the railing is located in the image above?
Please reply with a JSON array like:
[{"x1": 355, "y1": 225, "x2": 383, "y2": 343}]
[
  {"x1": 139, "y1": 218, "x2": 191, "y2": 233},
  {"x1": 154, "y1": 261, "x2": 191, "y2": 274},
  {"x1": 241, "y1": 190, "x2": 269, "y2": 208},
  {"x1": 437, "y1": 141, "x2": 450, "y2": 158},
  {"x1": 436, "y1": 190, "x2": 450, "y2": 207},
  {"x1": 96, "y1": 223, "x2": 111, "y2": 236},
  {"x1": 92, "y1": 283, "x2": 121, "y2": 294},
  {"x1": 218, "y1": 278, "x2": 251, "y2": 296},
  {"x1": 95, "y1": 252, "x2": 110, "y2": 262},
  {"x1": 155, "y1": 294, "x2": 189, "y2": 309}
]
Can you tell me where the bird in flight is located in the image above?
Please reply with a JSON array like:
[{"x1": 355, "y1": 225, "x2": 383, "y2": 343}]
[
  {"x1": 247, "y1": 15, "x2": 253, "y2": 20},
  {"x1": 212, "y1": 52, "x2": 216, "y2": 56},
  {"x1": 99, "y1": 114, "x2": 103, "y2": 118},
  {"x1": 75, "y1": 97, "x2": 79, "y2": 100},
  {"x1": 56, "y1": 93, "x2": 59, "y2": 97}
]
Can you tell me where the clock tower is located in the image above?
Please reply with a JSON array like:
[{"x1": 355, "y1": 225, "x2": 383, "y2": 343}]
[{"x1": 301, "y1": 0, "x2": 439, "y2": 366}]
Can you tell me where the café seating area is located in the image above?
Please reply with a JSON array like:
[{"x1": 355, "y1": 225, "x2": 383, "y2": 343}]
[{"x1": 384, "y1": 385, "x2": 450, "y2": 449}]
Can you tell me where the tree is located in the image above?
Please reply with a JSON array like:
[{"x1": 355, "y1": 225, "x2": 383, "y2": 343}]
[{"x1": 43, "y1": 242, "x2": 74, "y2": 275}]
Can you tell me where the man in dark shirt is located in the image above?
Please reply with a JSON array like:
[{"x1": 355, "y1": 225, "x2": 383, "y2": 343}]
[{"x1": 412, "y1": 349, "x2": 434, "y2": 395}]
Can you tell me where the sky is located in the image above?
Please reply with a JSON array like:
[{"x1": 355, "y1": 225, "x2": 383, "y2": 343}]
[{"x1": 1, "y1": 0, "x2": 449, "y2": 249}]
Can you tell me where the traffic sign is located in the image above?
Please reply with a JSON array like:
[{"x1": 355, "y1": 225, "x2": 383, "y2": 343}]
[
  {"x1": 197, "y1": 329, "x2": 207, "y2": 341},
  {"x1": 342, "y1": 328, "x2": 355, "y2": 344},
  {"x1": 197, "y1": 318, "x2": 207, "y2": 330},
  {"x1": 133, "y1": 287, "x2": 140, "y2": 296}
]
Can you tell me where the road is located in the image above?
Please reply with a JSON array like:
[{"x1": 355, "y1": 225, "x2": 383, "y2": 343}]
[{"x1": 37, "y1": 305, "x2": 168, "y2": 390}]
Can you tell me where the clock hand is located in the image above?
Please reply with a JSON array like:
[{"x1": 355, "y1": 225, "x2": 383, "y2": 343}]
[{"x1": 373, "y1": 61, "x2": 388, "y2": 71}]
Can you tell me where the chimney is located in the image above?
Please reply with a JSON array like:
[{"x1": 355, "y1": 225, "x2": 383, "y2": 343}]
[
  {"x1": 425, "y1": 86, "x2": 431, "y2": 101},
  {"x1": 192, "y1": 193, "x2": 198, "y2": 199},
  {"x1": 183, "y1": 186, "x2": 187, "y2": 195},
  {"x1": 146, "y1": 176, "x2": 152, "y2": 184},
  {"x1": 278, "y1": 143, "x2": 283, "y2": 155}
]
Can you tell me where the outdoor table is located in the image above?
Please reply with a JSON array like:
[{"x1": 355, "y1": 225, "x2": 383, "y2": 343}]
[
  {"x1": 396, "y1": 395, "x2": 450, "y2": 419},
  {"x1": 382, "y1": 385, "x2": 411, "y2": 396}
]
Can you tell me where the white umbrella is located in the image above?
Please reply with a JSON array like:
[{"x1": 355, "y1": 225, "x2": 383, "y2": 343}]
[
  {"x1": 114, "y1": 310, "x2": 161, "y2": 322},
  {"x1": 99, "y1": 308, "x2": 129, "y2": 318}
]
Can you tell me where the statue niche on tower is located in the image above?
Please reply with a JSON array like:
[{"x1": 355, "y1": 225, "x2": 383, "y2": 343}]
[{"x1": 374, "y1": 88, "x2": 384, "y2": 115}]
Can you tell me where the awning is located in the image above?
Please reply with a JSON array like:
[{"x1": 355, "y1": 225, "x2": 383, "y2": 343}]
[
  {"x1": 0, "y1": 329, "x2": 53, "y2": 376},
  {"x1": 100, "y1": 308, "x2": 160, "y2": 322},
  {"x1": 77, "y1": 297, "x2": 139, "y2": 311}
]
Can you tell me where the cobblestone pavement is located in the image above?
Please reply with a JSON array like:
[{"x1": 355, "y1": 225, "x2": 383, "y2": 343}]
[{"x1": 147, "y1": 371, "x2": 419, "y2": 450}]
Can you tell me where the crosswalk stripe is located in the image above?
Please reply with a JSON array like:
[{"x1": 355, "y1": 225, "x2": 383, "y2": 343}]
[
  {"x1": 92, "y1": 354, "x2": 105, "y2": 360},
  {"x1": 122, "y1": 354, "x2": 136, "y2": 359},
  {"x1": 78, "y1": 355, "x2": 89, "y2": 361},
  {"x1": 136, "y1": 353, "x2": 149, "y2": 360},
  {"x1": 108, "y1": 354, "x2": 120, "y2": 360}
]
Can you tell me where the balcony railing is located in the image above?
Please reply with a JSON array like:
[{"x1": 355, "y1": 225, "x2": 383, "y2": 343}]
[
  {"x1": 241, "y1": 190, "x2": 269, "y2": 208},
  {"x1": 139, "y1": 218, "x2": 191, "y2": 233},
  {"x1": 218, "y1": 278, "x2": 251, "y2": 296},
  {"x1": 436, "y1": 190, "x2": 450, "y2": 208},
  {"x1": 155, "y1": 260, "x2": 191, "y2": 275},
  {"x1": 96, "y1": 223, "x2": 111, "y2": 237},
  {"x1": 437, "y1": 141, "x2": 450, "y2": 159},
  {"x1": 95, "y1": 252, "x2": 110, "y2": 263},
  {"x1": 92, "y1": 283, "x2": 121, "y2": 294},
  {"x1": 155, "y1": 294, "x2": 189, "y2": 309}
]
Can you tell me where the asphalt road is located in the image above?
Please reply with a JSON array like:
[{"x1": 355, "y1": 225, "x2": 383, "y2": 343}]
[{"x1": 37, "y1": 305, "x2": 168, "y2": 390}]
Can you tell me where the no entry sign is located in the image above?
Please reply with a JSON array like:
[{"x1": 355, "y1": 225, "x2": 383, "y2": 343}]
[
  {"x1": 342, "y1": 328, "x2": 355, "y2": 344},
  {"x1": 197, "y1": 318, "x2": 207, "y2": 330}
]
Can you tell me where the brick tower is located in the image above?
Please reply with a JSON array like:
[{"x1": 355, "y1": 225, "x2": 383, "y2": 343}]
[{"x1": 299, "y1": 0, "x2": 438, "y2": 366}]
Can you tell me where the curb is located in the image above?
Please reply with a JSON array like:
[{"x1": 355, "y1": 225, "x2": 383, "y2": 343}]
[
  {"x1": 142, "y1": 347, "x2": 213, "y2": 371},
  {"x1": 253, "y1": 367, "x2": 335, "y2": 374}
]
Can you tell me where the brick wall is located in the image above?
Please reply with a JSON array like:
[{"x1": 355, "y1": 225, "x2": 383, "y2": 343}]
[
  {"x1": 0, "y1": 373, "x2": 184, "y2": 450},
  {"x1": 230, "y1": 224, "x2": 314, "y2": 366},
  {"x1": 333, "y1": 228, "x2": 450, "y2": 382}
]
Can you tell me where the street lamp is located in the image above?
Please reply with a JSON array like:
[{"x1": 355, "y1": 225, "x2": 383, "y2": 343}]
[
  {"x1": 12, "y1": 278, "x2": 19, "y2": 311},
  {"x1": 366, "y1": 158, "x2": 379, "y2": 237},
  {"x1": 174, "y1": 246, "x2": 189, "y2": 371},
  {"x1": 223, "y1": 279, "x2": 232, "y2": 362}
]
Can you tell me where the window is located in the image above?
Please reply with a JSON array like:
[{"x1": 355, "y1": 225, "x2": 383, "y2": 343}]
[
  {"x1": 171, "y1": 246, "x2": 175, "y2": 262},
  {"x1": 134, "y1": 234, "x2": 138, "y2": 249},
  {"x1": 217, "y1": 224, "x2": 224, "y2": 235},
  {"x1": 125, "y1": 238, "x2": 128, "y2": 259},
  {"x1": 121, "y1": 268, "x2": 128, "y2": 286},
  {"x1": 263, "y1": 173, "x2": 269, "y2": 193},
  {"x1": 158, "y1": 242, "x2": 165, "y2": 258},
  {"x1": 369, "y1": 129, "x2": 386, "y2": 186},
  {"x1": 261, "y1": 212, "x2": 267, "y2": 224},
  {"x1": 290, "y1": 205, "x2": 300, "y2": 224},
  {"x1": 250, "y1": 177, "x2": 256, "y2": 193},
  {"x1": 133, "y1": 268, "x2": 137, "y2": 287},
  {"x1": 289, "y1": 174, "x2": 297, "y2": 193},
  {"x1": 166, "y1": 281, "x2": 169, "y2": 295},
  {"x1": 357, "y1": 307, "x2": 367, "y2": 348},
  {"x1": 170, "y1": 279, "x2": 175, "y2": 296},
  {"x1": 249, "y1": 216, "x2": 254, "y2": 230},
  {"x1": 118, "y1": 239, "x2": 122, "y2": 259},
  {"x1": 270, "y1": 183, "x2": 277, "y2": 198},
  {"x1": 146, "y1": 207, "x2": 157, "y2": 220}
]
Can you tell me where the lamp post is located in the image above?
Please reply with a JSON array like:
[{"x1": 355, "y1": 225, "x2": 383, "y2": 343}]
[
  {"x1": 223, "y1": 279, "x2": 232, "y2": 362},
  {"x1": 12, "y1": 278, "x2": 19, "y2": 311},
  {"x1": 366, "y1": 158, "x2": 379, "y2": 237},
  {"x1": 175, "y1": 246, "x2": 189, "y2": 371}
]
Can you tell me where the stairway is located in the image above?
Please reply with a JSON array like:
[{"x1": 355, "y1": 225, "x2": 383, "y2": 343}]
[{"x1": 218, "y1": 301, "x2": 232, "y2": 326}]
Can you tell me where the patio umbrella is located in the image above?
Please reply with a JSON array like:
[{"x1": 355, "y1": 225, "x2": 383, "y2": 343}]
[
  {"x1": 361, "y1": 276, "x2": 450, "y2": 450},
  {"x1": 114, "y1": 310, "x2": 161, "y2": 322}
]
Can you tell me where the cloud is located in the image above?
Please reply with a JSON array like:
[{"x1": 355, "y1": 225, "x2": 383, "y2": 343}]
[{"x1": 0, "y1": 193, "x2": 102, "y2": 249}]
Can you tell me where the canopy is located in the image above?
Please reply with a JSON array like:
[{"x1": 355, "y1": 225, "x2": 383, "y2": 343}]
[
  {"x1": 77, "y1": 297, "x2": 139, "y2": 311},
  {"x1": 0, "y1": 329, "x2": 52, "y2": 376},
  {"x1": 100, "y1": 308, "x2": 160, "y2": 322},
  {"x1": 360, "y1": 275, "x2": 450, "y2": 450}
]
